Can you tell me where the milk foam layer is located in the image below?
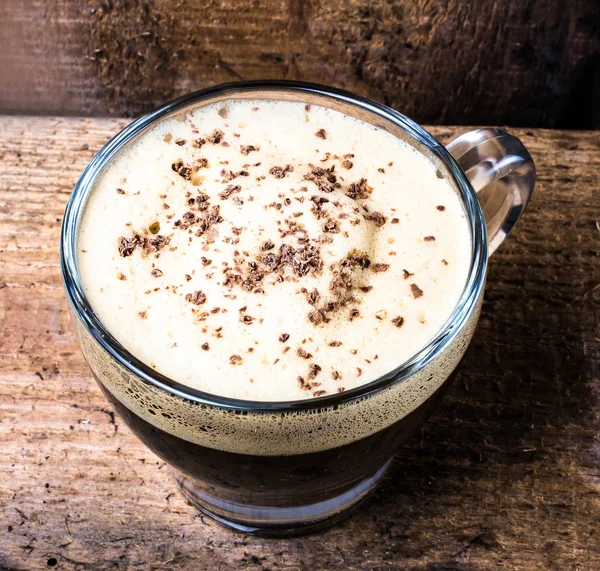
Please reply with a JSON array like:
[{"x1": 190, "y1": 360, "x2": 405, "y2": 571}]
[{"x1": 78, "y1": 99, "x2": 471, "y2": 401}]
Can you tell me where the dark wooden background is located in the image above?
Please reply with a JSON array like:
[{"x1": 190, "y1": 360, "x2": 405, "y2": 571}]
[{"x1": 0, "y1": 0, "x2": 599, "y2": 127}]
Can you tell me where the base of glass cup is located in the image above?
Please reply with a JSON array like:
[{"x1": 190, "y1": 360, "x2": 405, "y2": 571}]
[{"x1": 173, "y1": 458, "x2": 391, "y2": 537}]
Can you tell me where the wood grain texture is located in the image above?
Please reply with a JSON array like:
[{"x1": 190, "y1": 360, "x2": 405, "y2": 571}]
[
  {"x1": 0, "y1": 117, "x2": 598, "y2": 570},
  {"x1": 0, "y1": 0, "x2": 599, "y2": 127}
]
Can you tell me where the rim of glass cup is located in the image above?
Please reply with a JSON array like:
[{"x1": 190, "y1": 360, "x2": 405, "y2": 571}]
[{"x1": 60, "y1": 80, "x2": 488, "y2": 413}]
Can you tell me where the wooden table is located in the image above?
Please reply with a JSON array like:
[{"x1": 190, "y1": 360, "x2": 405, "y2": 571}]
[{"x1": 0, "y1": 118, "x2": 598, "y2": 570}]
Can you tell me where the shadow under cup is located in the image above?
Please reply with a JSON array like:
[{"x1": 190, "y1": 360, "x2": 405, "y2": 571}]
[{"x1": 61, "y1": 81, "x2": 490, "y2": 536}]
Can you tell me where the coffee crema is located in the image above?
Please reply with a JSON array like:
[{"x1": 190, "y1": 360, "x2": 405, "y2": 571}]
[{"x1": 78, "y1": 99, "x2": 471, "y2": 401}]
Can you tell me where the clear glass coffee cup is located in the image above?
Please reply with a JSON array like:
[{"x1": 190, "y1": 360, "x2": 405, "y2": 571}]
[{"x1": 60, "y1": 81, "x2": 535, "y2": 536}]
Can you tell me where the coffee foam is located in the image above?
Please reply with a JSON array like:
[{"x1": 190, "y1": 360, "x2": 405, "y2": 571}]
[{"x1": 77, "y1": 99, "x2": 472, "y2": 402}]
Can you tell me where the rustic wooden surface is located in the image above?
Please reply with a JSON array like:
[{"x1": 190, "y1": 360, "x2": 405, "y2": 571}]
[
  {"x1": 0, "y1": 117, "x2": 598, "y2": 570},
  {"x1": 1, "y1": 0, "x2": 599, "y2": 127}
]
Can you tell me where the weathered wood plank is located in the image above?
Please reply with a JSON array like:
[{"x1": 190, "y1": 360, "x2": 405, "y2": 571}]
[
  {"x1": 0, "y1": 0, "x2": 599, "y2": 127},
  {"x1": 0, "y1": 117, "x2": 598, "y2": 570}
]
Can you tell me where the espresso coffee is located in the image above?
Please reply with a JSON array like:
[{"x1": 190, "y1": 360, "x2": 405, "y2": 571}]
[
  {"x1": 96, "y1": 365, "x2": 458, "y2": 534},
  {"x1": 78, "y1": 99, "x2": 470, "y2": 401}
]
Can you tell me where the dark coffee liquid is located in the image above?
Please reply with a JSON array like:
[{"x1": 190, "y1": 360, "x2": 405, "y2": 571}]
[{"x1": 96, "y1": 372, "x2": 454, "y2": 529}]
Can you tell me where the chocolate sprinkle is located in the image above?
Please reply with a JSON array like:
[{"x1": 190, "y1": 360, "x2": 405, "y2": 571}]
[
  {"x1": 172, "y1": 159, "x2": 192, "y2": 180},
  {"x1": 297, "y1": 347, "x2": 312, "y2": 359},
  {"x1": 269, "y1": 165, "x2": 293, "y2": 179},
  {"x1": 410, "y1": 284, "x2": 424, "y2": 298},
  {"x1": 187, "y1": 192, "x2": 210, "y2": 211},
  {"x1": 308, "y1": 363, "x2": 321, "y2": 379},
  {"x1": 146, "y1": 235, "x2": 170, "y2": 255},
  {"x1": 208, "y1": 130, "x2": 225, "y2": 144},
  {"x1": 304, "y1": 166, "x2": 340, "y2": 193},
  {"x1": 219, "y1": 184, "x2": 241, "y2": 200},
  {"x1": 347, "y1": 178, "x2": 372, "y2": 200},
  {"x1": 306, "y1": 288, "x2": 320, "y2": 305},
  {"x1": 239, "y1": 306, "x2": 255, "y2": 324},
  {"x1": 323, "y1": 218, "x2": 340, "y2": 233},
  {"x1": 185, "y1": 290, "x2": 207, "y2": 305},
  {"x1": 366, "y1": 211, "x2": 386, "y2": 227},
  {"x1": 308, "y1": 309, "x2": 326, "y2": 325},
  {"x1": 118, "y1": 235, "x2": 140, "y2": 257},
  {"x1": 240, "y1": 145, "x2": 259, "y2": 155}
]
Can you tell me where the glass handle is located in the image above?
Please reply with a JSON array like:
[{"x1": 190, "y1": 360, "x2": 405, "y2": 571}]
[{"x1": 446, "y1": 128, "x2": 535, "y2": 256}]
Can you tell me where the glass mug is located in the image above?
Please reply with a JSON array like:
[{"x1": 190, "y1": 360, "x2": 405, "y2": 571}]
[{"x1": 60, "y1": 81, "x2": 535, "y2": 536}]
